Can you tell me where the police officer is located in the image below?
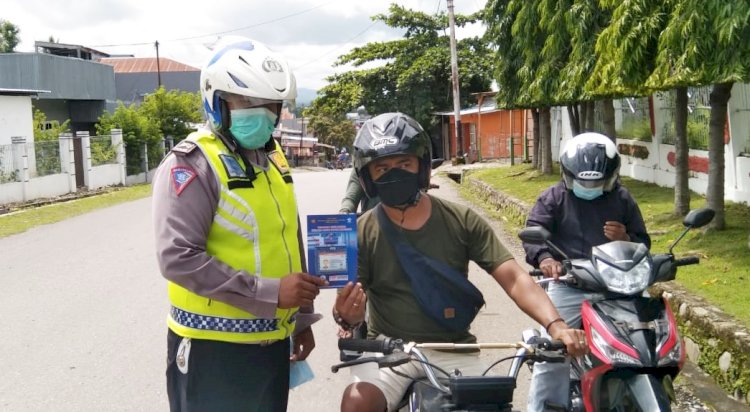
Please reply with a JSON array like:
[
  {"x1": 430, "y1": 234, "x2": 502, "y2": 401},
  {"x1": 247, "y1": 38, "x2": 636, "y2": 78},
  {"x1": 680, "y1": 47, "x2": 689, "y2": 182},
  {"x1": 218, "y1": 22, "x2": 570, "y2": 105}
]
[{"x1": 152, "y1": 36, "x2": 327, "y2": 412}]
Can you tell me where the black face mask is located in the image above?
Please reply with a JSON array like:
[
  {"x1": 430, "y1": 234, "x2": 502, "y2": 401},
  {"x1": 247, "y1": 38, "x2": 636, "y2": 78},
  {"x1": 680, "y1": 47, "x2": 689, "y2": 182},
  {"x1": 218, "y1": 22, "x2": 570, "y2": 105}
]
[{"x1": 373, "y1": 167, "x2": 421, "y2": 207}]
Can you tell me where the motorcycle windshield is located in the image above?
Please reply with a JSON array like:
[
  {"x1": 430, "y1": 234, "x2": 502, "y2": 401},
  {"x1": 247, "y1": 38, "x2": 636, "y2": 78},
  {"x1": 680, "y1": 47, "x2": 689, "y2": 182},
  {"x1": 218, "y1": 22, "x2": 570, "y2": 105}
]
[{"x1": 591, "y1": 241, "x2": 652, "y2": 294}]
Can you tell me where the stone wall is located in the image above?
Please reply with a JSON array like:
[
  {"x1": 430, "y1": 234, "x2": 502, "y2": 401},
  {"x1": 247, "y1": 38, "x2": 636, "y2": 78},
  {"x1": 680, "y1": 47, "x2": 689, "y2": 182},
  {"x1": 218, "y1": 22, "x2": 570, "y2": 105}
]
[{"x1": 464, "y1": 176, "x2": 750, "y2": 405}]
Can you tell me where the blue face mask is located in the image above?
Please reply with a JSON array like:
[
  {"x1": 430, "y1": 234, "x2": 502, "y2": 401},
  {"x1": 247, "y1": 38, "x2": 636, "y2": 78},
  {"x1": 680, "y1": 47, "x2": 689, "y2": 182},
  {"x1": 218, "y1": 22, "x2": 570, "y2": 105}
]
[
  {"x1": 228, "y1": 107, "x2": 277, "y2": 149},
  {"x1": 572, "y1": 181, "x2": 604, "y2": 200}
]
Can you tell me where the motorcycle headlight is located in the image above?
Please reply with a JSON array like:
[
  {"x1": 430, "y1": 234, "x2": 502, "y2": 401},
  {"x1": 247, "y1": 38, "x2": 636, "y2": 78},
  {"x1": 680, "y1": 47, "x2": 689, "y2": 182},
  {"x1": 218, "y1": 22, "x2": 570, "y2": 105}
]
[
  {"x1": 590, "y1": 327, "x2": 642, "y2": 366},
  {"x1": 595, "y1": 257, "x2": 651, "y2": 294},
  {"x1": 658, "y1": 338, "x2": 683, "y2": 366}
]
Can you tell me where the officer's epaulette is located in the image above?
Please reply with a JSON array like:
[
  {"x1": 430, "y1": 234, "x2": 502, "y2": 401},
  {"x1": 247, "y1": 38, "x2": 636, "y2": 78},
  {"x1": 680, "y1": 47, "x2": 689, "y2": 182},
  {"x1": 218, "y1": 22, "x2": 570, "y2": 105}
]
[{"x1": 171, "y1": 140, "x2": 198, "y2": 155}]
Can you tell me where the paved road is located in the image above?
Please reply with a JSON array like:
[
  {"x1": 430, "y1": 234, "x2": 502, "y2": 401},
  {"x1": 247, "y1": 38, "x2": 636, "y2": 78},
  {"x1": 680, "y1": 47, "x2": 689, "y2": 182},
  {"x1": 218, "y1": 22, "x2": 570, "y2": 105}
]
[{"x1": 0, "y1": 168, "x2": 539, "y2": 411}]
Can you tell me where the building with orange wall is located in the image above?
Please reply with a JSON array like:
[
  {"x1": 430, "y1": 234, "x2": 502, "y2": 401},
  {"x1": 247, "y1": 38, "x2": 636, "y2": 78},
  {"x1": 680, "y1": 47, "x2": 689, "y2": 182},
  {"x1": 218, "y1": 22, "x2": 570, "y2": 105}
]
[{"x1": 436, "y1": 94, "x2": 535, "y2": 162}]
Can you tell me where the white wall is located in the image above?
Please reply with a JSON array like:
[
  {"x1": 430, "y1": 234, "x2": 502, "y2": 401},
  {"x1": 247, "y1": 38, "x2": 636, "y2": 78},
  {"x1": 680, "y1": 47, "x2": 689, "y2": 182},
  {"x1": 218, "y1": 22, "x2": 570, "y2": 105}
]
[
  {"x1": 0, "y1": 95, "x2": 35, "y2": 146},
  {"x1": 554, "y1": 84, "x2": 750, "y2": 205}
]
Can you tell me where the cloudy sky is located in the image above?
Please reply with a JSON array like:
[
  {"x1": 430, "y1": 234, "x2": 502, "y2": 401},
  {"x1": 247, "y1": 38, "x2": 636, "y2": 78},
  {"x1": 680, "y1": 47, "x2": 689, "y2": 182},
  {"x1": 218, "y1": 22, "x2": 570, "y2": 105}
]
[{"x1": 4, "y1": 0, "x2": 486, "y2": 91}]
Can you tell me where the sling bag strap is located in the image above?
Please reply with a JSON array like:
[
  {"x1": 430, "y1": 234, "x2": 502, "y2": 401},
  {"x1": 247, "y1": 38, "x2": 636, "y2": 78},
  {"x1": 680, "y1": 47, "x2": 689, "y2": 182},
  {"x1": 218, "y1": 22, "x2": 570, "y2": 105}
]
[{"x1": 375, "y1": 205, "x2": 485, "y2": 332}]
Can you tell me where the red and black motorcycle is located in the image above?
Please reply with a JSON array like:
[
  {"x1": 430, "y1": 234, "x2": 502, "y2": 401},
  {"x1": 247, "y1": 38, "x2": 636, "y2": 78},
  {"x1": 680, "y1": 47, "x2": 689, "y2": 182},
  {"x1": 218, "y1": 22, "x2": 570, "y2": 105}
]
[{"x1": 518, "y1": 208, "x2": 715, "y2": 411}]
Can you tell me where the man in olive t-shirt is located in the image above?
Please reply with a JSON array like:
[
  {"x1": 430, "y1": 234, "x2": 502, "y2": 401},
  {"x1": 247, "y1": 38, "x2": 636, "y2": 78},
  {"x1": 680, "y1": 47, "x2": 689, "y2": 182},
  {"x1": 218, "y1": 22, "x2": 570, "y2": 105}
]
[
  {"x1": 332, "y1": 112, "x2": 586, "y2": 412},
  {"x1": 358, "y1": 195, "x2": 512, "y2": 344}
]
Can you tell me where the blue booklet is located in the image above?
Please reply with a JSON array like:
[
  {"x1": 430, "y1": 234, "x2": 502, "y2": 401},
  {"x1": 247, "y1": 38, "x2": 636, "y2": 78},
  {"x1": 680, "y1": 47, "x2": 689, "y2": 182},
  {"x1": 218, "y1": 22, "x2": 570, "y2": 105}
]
[{"x1": 307, "y1": 214, "x2": 358, "y2": 288}]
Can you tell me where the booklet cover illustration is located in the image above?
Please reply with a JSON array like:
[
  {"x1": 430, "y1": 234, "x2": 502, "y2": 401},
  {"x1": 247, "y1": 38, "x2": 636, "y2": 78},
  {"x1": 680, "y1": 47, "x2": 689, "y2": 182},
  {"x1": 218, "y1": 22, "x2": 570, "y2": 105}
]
[{"x1": 307, "y1": 214, "x2": 357, "y2": 288}]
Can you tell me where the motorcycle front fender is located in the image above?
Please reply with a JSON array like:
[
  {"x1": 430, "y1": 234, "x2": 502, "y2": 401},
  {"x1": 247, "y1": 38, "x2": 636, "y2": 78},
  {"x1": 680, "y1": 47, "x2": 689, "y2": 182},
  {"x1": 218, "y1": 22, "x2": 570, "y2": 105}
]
[
  {"x1": 621, "y1": 374, "x2": 673, "y2": 411},
  {"x1": 407, "y1": 380, "x2": 446, "y2": 412}
]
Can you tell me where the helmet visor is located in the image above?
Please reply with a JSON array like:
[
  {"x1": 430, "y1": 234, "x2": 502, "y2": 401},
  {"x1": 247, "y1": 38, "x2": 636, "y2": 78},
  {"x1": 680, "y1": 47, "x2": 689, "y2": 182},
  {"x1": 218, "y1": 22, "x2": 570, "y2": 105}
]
[
  {"x1": 217, "y1": 91, "x2": 286, "y2": 115},
  {"x1": 575, "y1": 179, "x2": 605, "y2": 189}
]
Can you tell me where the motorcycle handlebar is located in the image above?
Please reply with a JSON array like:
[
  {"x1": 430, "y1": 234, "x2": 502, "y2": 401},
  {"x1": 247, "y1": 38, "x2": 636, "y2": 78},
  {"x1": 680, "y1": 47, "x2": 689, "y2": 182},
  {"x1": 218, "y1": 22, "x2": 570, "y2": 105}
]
[
  {"x1": 529, "y1": 269, "x2": 544, "y2": 277},
  {"x1": 674, "y1": 256, "x2": 700, "y2": 266},
  {"x1": 540, "y1": 339, "x2": 566, "y2": 352},
  {"x1": 338, "y1": 337, "x2": 399, "y2": 354}
]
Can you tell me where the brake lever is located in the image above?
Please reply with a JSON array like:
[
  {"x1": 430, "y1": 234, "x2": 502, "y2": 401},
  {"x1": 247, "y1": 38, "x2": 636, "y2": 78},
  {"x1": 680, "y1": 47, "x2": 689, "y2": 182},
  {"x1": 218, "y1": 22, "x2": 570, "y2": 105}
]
[
  {"x1": 535, "y1": 350, "x2": 567, "y2": 363},
  {"x1": 376, "y1": 352, "x2": 411, "y2": 368},
  {"x1": 331, "y1": 352, "x2": 412, "y2": 373},
  {"x1": 331, "y1": 356, "x2": 381, "y2": 373}
]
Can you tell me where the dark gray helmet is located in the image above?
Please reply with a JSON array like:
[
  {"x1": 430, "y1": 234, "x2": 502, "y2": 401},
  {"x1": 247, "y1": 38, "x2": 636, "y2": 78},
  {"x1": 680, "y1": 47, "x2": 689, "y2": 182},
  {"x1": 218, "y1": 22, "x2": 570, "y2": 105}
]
[
  {"x1": 353, "y1": 112, "x2": 432, "y2": 198},
  {"x1": 559, "y1": 132, "x2": 620, "y2": 191}
]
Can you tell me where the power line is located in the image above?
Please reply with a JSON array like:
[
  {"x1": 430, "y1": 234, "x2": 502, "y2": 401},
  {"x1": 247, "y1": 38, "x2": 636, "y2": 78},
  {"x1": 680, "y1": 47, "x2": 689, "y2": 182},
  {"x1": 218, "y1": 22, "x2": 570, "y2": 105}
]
[
  {"x1": 92, "y1": 1, "x2": 335, "y2": 48},
  {"x1": 293, "y1": 20, "x2": 378, "y2": 69}
]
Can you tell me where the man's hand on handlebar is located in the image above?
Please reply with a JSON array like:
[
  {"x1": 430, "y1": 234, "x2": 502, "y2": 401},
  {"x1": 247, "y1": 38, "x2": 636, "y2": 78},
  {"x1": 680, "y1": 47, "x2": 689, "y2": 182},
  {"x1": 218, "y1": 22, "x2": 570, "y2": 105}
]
[
  {"x1": 546, "y1": 321, "x2": 588, "y2": 357},
  {"x1": 539, "y1": 257, "x2": 563, "y2": 280}
]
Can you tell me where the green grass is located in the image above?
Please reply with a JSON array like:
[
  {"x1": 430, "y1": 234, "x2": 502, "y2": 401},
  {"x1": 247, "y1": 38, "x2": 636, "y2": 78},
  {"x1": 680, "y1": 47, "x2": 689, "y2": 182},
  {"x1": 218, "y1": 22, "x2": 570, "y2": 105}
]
[
  {"x1": 0, "y1": 184, "x2": 153, "y2": 238},
  {"x1": 461, "y1": 164, "x2": 750, "y2": 328}
]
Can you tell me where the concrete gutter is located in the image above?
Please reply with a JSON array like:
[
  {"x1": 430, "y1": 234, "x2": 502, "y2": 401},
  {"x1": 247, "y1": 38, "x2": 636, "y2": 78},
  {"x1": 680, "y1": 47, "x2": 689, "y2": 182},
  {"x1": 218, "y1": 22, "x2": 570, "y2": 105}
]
[{"x1": 462, "y1": 174, "x2": 750, "y2": 409}]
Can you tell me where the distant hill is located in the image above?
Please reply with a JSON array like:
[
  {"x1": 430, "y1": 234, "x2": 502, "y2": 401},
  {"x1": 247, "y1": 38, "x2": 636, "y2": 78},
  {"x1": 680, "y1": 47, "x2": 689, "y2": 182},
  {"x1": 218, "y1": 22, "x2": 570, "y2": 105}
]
[{"x1": 297, "y1": 88, "x2": 318, "y2": 106}]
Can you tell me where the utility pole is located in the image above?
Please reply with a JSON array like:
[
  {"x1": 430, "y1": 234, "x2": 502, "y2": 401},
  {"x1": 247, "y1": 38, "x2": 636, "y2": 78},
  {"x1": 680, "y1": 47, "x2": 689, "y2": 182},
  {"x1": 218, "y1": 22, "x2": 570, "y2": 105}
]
[
  {"x1": 154, "y1": 40, "x2": 162, "y2": 88},
  {"x1": 447, "y1": 0, "x2": 463, "y2": 160},
  {"x1": 299, "y1": 116, "x2": 305, "y2": 167}
]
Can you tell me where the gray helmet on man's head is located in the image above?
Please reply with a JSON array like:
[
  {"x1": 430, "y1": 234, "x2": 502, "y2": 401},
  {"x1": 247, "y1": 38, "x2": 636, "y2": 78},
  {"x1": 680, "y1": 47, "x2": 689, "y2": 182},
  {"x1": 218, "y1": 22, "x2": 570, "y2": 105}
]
[
  {"x1": 353, "y1": 112, "x2": 432, "y2": 198},
  {"x1": 560, "y1": 132, "x2": 620, "y2": 191}
]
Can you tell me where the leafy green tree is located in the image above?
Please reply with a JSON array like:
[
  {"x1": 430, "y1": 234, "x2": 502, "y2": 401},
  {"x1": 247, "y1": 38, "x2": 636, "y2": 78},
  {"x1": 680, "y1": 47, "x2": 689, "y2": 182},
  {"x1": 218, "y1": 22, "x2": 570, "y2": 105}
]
[
  {"x1": 306, "y1": 4, "x2": 493, "y2": 147},
  {"x1": 485, "y1": 0, "x2": 554, "y2": 172},
  {"x1": 647, "y1": 0, "x2": 750, "y2": 228},
  {"x1": 138, "y1": 87, "x2": 203, "y2": 143},
  {"x1": 96, "y1": 103, "x2": 163, "y2": 174},
  {"x1": 0, "y1": 20, "x2": 20, "y2": 52},
  {"x1": 32, "y1": 109, "x2": 70, "y2": 142},
  {"x1": 304, "y1": 113, "x2": 356, "y2": 149}
]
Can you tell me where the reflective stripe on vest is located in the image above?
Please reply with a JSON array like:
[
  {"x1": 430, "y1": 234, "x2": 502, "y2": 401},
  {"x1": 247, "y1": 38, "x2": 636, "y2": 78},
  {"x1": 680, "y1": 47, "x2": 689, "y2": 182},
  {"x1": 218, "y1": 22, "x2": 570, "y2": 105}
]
[{"x1": 166, "y1": 130, "x2": 301, "y2": 343}]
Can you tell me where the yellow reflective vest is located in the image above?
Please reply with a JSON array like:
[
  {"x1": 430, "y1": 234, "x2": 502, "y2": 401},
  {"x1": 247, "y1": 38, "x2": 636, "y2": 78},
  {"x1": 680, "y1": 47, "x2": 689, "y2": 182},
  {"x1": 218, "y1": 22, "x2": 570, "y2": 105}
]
[{"x1": 167, "y1": 130, "x2": 301, "y2": 343}]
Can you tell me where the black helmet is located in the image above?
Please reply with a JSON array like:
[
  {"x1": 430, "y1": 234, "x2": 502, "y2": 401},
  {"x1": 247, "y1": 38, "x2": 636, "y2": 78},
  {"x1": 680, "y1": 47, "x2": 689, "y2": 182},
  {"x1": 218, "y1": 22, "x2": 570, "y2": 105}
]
[
  {"x1": 560, "y1": 132, "x2": 620, "y2": 191},
  {"x1": 353, "y1": 112, "x2": 432, "y2": 198}
]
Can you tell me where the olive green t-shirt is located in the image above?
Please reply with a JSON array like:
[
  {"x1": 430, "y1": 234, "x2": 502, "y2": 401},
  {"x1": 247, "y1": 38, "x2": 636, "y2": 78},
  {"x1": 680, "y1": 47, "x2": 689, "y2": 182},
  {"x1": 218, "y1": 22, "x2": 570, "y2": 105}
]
[{"x1": 358, "y1": 195, "x2": 514, "y2": 343}]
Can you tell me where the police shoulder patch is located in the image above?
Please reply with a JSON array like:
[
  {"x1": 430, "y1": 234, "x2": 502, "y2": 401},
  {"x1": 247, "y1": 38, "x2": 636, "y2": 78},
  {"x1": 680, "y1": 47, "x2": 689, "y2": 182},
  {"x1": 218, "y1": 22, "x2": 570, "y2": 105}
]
[
  {"x1": 172, "y1": 140, "x2": 197, "y2": 155},
  {"x1": 268, "y1": 150, "x2": 290, "y2": 175},
  {"x1": 219, "y1": 154, "x2": 248, "y2": 179},
  {"x1": 171, "y1": 166, "x2": 197, "y2": 196}
]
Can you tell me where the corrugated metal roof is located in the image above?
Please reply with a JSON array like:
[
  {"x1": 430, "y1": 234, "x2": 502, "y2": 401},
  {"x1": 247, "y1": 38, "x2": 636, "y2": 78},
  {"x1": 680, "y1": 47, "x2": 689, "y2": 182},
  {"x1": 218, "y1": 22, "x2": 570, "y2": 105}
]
[
  {"x1": 98, "y1": 57, "x2": 199, "y2": 73},
  {"x1": 0, "y1": 88, "x2": 50, "y2": 96}
]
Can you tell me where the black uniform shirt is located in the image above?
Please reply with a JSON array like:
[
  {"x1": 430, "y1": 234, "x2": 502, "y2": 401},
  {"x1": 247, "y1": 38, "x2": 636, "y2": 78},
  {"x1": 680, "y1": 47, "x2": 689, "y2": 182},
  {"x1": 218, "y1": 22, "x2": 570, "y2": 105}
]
[{"x1": 523, "y1": 181, "x2": 651, "y2": 267}]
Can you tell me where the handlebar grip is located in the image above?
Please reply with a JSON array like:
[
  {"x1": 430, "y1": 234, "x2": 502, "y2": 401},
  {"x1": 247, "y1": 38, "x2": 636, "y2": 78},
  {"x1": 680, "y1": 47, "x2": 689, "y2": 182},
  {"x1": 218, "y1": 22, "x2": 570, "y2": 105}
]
[
  {"x1": 529, "y1": 269, "x2": 544, "y2": 277},
  {"x1": 674, "y1": 256, "x2": 700, "y2": 266},
  {"x1": 338, "y1": 338, "x2": 395, "y2": 354},
  {"x1": 540, "y1": 339, "x2": 566, "y2": 351}
]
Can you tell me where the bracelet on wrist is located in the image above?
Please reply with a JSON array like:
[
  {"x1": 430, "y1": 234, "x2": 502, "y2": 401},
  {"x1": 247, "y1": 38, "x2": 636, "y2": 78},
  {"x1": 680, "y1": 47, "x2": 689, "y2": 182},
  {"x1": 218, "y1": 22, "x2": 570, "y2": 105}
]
[
  {"x1": 545, "y1": 317, "x2": 565, "y2": 332},
  {"x1": 333, "y1": 308, "x2": 361, "y2": 332}
]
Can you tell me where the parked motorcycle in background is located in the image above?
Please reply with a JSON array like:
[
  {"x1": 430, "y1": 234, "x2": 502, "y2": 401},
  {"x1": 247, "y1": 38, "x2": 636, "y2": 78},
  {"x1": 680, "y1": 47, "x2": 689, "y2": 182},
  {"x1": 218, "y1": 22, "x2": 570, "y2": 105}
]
[{"x1": 518, "y1": 208, "x2": 715, "y2": 411}]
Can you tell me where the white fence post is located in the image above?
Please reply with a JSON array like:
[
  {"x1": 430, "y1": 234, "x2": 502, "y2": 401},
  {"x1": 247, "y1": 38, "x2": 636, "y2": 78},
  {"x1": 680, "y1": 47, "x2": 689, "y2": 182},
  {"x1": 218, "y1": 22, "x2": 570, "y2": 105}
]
[
  {"x1": 111, "y1": 129, "x2": 126, "y2": 185},
  {"x1": 76, "y1": 131, "x2": 92, "y2": 189},
  {"x1": 58, "y1": 132, "x2": 77, "y2": 193},
  {"x1": 143, "y1": 143, "x2": 149, "y2": 183},
  {"x1": 11, "y1": 136, "x2": 29, "y2": 201}
]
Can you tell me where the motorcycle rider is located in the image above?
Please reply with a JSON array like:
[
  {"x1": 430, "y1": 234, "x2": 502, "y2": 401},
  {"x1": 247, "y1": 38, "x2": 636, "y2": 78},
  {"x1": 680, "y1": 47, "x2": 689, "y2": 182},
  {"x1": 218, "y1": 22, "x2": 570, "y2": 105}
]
[
  {"x1": 333, "y1": 112, "x2": 588, "y2": 412},
  {"x1": 524, "y1": 132, "x2": 651, "y2": 411}
]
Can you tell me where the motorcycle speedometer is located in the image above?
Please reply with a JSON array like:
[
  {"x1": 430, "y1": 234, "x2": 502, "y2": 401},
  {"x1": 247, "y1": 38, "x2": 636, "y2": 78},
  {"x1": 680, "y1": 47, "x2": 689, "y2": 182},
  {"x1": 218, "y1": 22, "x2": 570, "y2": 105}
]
[{"x1": 595, "y1": 257, "x2": 651, "y2": 294}]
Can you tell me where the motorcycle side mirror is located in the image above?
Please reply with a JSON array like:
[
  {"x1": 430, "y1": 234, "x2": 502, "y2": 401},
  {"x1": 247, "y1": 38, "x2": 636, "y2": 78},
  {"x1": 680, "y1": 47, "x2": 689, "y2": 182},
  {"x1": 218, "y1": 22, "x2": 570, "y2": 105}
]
[
  {"x1": 431, "y1": 158, "x2": 445, "y2": 170},
  {"x1": 519, "y1": 227, "x2": 570, "y2": 260},
  {"x1": 669, "y1": 208, "x2": 715, "y2": 254},
  {"x1": 683, "y1": 208, "x2": 715, "y2": 229},
  {"x1": 518, "y1": 227, "x2": 550, "y2": 244}
]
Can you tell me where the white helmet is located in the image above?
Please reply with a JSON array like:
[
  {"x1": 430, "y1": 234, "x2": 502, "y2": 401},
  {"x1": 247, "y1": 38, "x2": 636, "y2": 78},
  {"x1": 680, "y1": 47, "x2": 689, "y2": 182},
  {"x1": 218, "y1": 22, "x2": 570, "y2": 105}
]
[{"x1": 200, "y1": 36, "x2": 297, "y2": 129}]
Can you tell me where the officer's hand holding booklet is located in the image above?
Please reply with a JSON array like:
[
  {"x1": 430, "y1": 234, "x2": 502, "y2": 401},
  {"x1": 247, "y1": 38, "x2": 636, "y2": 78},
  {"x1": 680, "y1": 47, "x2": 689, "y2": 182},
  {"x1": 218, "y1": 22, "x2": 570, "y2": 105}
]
[{"x1": 306, "y1": 214, "x2": 357, "y2": 288}]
